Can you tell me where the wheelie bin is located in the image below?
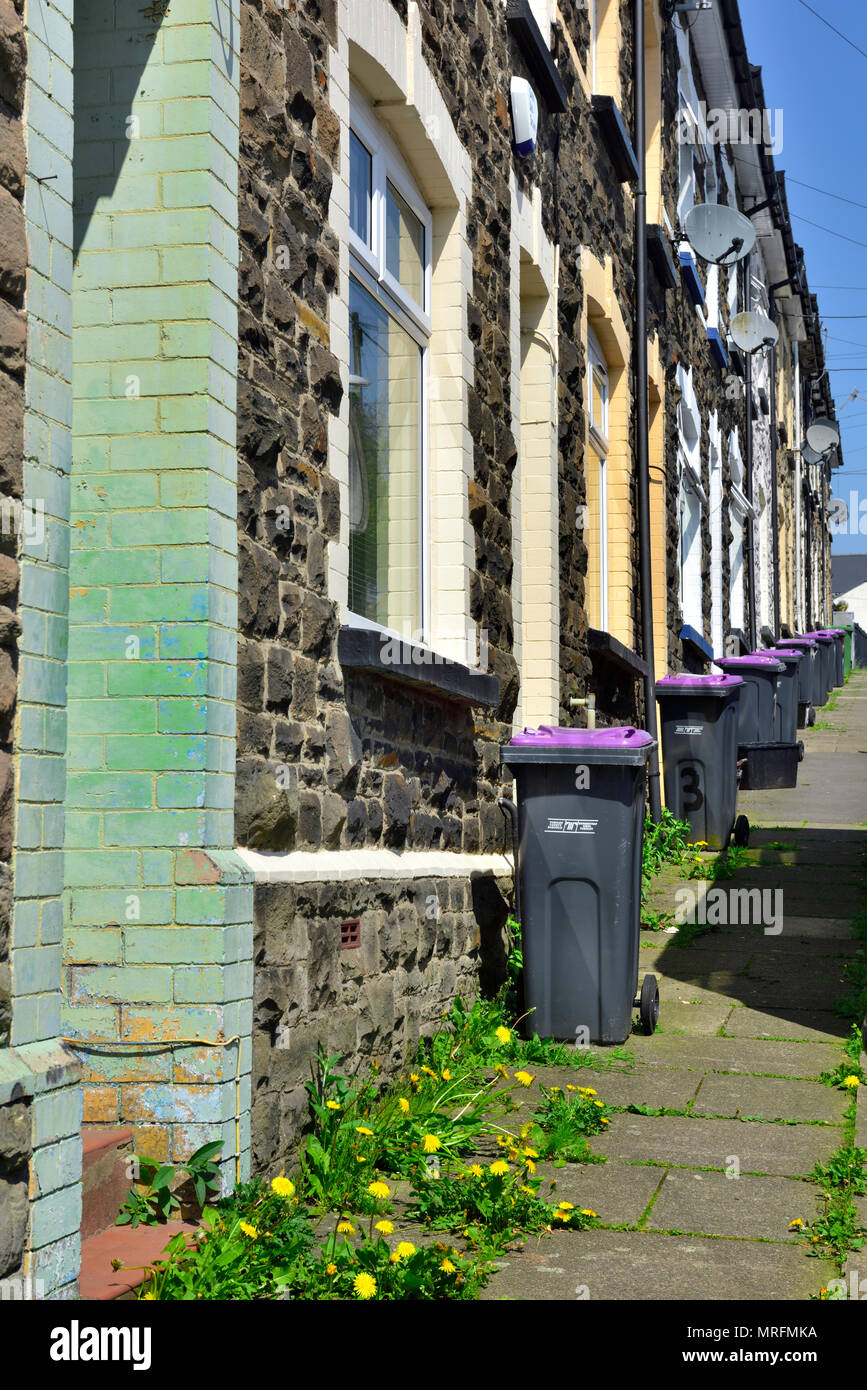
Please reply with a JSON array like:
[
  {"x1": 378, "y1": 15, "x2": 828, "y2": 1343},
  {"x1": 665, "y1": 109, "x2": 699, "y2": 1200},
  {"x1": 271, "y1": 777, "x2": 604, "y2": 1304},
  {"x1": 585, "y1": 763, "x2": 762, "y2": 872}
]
[
  {"x1": 714, "y1": 652, "x2": 797, "y2": 789},
  {"x1": 655, "y1": 673, "x2": 748, "y2": 851},
  {"x1": 808, "y1": 632, "x2": 836, "y2": 705},
  {"x1": 775, "y1": 636, "x2": 818, "y2": 726},
  {"x1": 500, "y1": 725, "x2": 658, "y2": 1045},
  {"x1": 757, "y1": 648, "x2": 805, "y2": 757},
  {"x1": 818, "y1": 628, "x2": 845, "y2": 688},
  {"x1": 713, "y1": 653, "x2": 784, "y2": 743}
]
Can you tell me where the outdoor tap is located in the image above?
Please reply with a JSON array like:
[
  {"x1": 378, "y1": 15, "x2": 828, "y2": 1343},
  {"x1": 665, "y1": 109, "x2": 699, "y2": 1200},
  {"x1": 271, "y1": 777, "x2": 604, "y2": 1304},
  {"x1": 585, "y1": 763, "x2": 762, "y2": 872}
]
[{"x1": 568, "y1": 693, "x2": 596, "y2": 728}]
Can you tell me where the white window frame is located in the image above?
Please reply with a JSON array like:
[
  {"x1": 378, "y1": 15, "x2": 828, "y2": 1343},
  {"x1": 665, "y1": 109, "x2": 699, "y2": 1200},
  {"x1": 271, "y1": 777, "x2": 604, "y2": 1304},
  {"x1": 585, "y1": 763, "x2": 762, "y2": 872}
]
[
  {"x1": 348, "y1": 86, "x2": 433, "y2": 640},
  {"x1": 588, "y1": 326, "x2": 609, "y2": 631}
]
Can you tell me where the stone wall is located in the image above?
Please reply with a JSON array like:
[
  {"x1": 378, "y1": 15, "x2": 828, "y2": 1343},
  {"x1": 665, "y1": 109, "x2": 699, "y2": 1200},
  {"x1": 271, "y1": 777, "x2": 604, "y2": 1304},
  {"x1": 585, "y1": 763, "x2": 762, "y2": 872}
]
[
  {"x1": 251, "y1": 866, "x2": 510, "y2": 1164},
  {"x1": 0, "y1": 1095, "x2": 29, "y2": 1285}
]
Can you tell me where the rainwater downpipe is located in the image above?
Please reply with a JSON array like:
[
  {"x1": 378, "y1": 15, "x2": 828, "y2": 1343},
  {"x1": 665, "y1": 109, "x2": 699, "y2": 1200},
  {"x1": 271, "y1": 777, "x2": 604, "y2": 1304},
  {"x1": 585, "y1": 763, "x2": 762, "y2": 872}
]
[{"x1": 634, "y1": 0, "x2": 662, "y2": 822}]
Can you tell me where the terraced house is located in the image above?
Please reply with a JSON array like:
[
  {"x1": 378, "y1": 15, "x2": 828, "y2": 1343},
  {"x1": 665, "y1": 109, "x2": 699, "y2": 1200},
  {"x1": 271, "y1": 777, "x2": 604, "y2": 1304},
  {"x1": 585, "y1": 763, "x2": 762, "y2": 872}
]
[{"x1": 0, "y1": 0, "x2": 837, "y2": 1297}]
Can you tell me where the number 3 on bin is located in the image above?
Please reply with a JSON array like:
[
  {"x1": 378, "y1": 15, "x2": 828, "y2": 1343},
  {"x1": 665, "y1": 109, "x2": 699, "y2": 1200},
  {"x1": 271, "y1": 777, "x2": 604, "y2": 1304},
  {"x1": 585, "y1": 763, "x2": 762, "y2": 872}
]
[
  {"x1": 574, "y1": 764, "x2": 589, "y2": 790},
  {"x1": 680, "y1": 765, "x2": 703, "y2": 812}
]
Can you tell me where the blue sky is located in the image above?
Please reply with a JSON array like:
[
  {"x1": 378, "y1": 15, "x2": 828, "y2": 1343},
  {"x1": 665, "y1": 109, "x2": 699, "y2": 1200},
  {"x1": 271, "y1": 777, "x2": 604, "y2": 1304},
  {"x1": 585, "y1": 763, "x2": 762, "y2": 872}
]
[{"x1": 739, "y1": 0, "x2": 867, "y2": 555}]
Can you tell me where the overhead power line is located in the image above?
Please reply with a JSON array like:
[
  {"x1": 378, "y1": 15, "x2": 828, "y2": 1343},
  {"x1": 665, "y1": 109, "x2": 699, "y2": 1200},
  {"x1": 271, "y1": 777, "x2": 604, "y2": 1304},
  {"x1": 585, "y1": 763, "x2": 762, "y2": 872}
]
[
  {"x1": 796, "y1": 0, "x2": 867, "y2": 62},
  {"x1": 790, "y1": 213, "x2": 867, "y2": 250},
  {"x1": 786, "y1": 176, "x2": 867, "y2": 212}
]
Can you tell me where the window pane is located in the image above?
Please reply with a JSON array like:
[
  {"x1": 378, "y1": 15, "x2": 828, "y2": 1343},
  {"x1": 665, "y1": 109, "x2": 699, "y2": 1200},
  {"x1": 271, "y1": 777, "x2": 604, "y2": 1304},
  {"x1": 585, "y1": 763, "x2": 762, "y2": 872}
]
[
  {"x1": 350, "y1": 130, "x2": 372, "y2": 244},
  {"x1": 349, "y1": 276, "x2": 421, "y2": 632},
  {"x1": 386, "y1": 181, "x2": 424, "y2": 306}
]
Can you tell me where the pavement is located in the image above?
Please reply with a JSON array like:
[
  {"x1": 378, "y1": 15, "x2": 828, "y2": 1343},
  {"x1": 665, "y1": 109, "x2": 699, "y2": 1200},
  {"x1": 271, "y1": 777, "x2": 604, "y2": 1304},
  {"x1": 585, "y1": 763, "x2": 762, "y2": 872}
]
[{"x1": 478, "y1": 668, "x2": 867, "y2": 1302}]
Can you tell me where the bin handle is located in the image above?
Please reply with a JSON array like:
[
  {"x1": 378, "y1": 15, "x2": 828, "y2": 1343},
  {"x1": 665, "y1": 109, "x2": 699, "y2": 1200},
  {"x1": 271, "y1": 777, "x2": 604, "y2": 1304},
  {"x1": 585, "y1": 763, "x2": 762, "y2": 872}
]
[{"x1": 498, "y1": 797, "x2": 522, "y2": 926}]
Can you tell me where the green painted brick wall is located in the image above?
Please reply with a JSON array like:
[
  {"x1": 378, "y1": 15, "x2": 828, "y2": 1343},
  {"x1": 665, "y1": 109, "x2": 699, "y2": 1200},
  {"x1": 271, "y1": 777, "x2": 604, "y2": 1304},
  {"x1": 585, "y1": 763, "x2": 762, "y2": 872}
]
[{"x1": 65, "y1": 0, "x2": 252, "y2": 1176}]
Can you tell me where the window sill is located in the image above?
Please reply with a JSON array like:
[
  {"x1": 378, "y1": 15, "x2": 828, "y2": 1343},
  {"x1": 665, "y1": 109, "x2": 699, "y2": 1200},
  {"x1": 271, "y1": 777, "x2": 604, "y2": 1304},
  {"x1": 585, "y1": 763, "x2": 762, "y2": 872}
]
[
  {"x1": 587, "y1": 628, "x2": 649, "y2": 678},
  {"x1": 338, "y1": 625, "x2": 500, "y2": 706},
  {"x1": 680, "y1": 624, "x2": 714, "y2": 663}
]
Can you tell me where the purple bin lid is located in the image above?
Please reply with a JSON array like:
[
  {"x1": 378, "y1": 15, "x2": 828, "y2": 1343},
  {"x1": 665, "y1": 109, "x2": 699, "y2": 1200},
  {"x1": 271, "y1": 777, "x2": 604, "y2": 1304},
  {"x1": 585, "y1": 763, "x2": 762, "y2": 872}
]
[
  {"x1": 714, "y1": 655, "x2": 784, "y2": 672},
  {"x1": 753, "y1": 647, "x2": 802, "y2": 662},
  {"x1": 814, "y1": 628, "x2": 844, "y2": 638},
  {"x1": 807, "y1": 631, "x2": 836, "y2": 642},
  {"x1": 508, "y1": 724, "x2": 655, "y2": 748},
  {"x1": 656, "y1": 674, "x2": 743, "y2": 689},
  {"x1": 779, "y1": 636, "x2": 817, "y2": 647}
]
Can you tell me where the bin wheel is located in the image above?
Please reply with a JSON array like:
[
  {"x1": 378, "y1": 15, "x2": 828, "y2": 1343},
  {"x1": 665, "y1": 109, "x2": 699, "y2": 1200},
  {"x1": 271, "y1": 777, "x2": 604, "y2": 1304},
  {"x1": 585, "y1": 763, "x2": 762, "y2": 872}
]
[
  {"x1": 808, "y1": 707, "x2": 816, "y2": 727},
  {"x1": 639, "y1": 975, "x2": 659, "y2": 1035},
  {"x1": 797, "y1": 740, "x2": 805, "y2": 763},
  {"x1": 733, "y1": 815, "x2": 750, "y2": 848}
]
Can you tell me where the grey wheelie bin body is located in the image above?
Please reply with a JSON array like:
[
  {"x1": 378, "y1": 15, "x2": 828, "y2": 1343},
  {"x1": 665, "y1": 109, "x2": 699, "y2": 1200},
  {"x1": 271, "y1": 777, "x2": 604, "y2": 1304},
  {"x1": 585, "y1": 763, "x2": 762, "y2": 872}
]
[
  {"x1": 775, "y1": 636, "x2": 818, "y2": 723},
  {"x1": 817, "y1": 628, "x2": 845, "y2": 687},
  {"x1": 758, "y1": 648, "x2": 802, "y2": 745},
  {"x1": 809, "y1": 633, "x2": 836, "y2": 704},
  {"x1": 713, "y1": 654, "x2": 784, "y2": 743},
  {"x1": 655, "y1": 674, "x2": 743, "y2": 851},
  {"x1": 501, "y1": 726, "x2": 655, "y2": 1045}
]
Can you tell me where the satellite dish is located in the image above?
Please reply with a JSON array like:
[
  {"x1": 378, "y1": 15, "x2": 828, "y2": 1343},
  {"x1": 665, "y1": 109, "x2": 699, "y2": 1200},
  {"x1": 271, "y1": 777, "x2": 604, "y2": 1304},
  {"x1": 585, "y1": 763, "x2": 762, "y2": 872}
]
[
  {"x1": 801, "y1": 443, "x2": 823, "y2": 465},
  {"x1": 684, "y1": 203, "x2": 756, "y2": 267},
  {"x1": 806, "y1": 417, "x2": 840, "y2": 454},
  {"x1": 731, "y1": 311, "x2": 779, "y2": 354}
]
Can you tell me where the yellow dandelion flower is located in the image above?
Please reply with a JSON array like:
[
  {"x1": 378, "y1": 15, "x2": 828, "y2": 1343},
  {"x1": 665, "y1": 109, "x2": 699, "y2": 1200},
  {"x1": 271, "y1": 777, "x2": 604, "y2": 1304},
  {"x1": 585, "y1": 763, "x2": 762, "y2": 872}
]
[
  {"x1": 494, "y1": 1063, "x2": 510, "y2": 1079},
  {"x1": 375, "y1": 1220, "x2": 394, "y2": 1235},
  {"x1": 410, "y1": 1073, "x2": 421, "y2": 1086},
  {"x1": 421, "y1": 1066, "x2": 437, "y2": 1078},
  {"x1": 600, "y1": 1117, "x2": 610, "y2": 1125},
  {"x1": 557, "y1": 1201, "x2": 575, "y2": 1211},
  {"x1": 594, "y1": 1101, "x2": 604, "y2": 1108},
  {"x1": 355, "y1": 1125, "x2": 373, "y2": 1136},
  {"x1": 441, "y1": 1068, "x2": 452, "y2": 1081},
  {"x1": 326, "y1": 1262, "x2": 337, "y2": 1275},
  {"x1": 422, "y1": 1134, "x2": 441, "y2": 1153},
  {"x1": 398, "y1": 1098, "x2": 410, "y2": 1114},
  {"x1": 525, "y1": 1159, "x2": 536, "y2": 1174},
  {"x1": 367, "y1": 1180, "x2": 391, "y2": 1200},
  {"x1": 353, "y1": 1272, "x2": 377, "y2": 1299},
  {"x1": 336, "y1": 1220, "x2": 355, "y2": 1234},
  {"x1": 489, "y1": 1160, "x2": 510, "y2": 1176},
  {"x1": 566, "y1": 1084, "x2": 576, "y2": 1092},
  {"x1": 469, "y1": 1164, "x2": 484, "y2": 1178},
  {"x1": 552, "y1": 1210, "x2": 569, "y2": 1222},
  {"x1": 495, "y1": 1026, "x2": 512, "y2": 1044},
  {"x1": 325, "y1": 1100, "x2": 341, "y2": 1111},
  {"x1": 523, "y1": 1147, "x2": 539, "y2": 1159},
  {"x1": 270, "y1": 1174, "x2": 295, "y2": 1198},
  {"x1": 356, "y1": 1155, "x2": 367, "y2": 1163},
  {"x1": 389, "y1": 1252, "x2": 401, "y2": 1263},
  {"x1": 395, "y1": 1241, "x2": 416, "y2": 1259},
  {"x1": 843, "y1": 1075, "x2": 861, "y2": 1089},
  {"x1": 520, "y1": 1185, "x2": 535, "y2": 1195},
  {"x1": 239, "y1": 1222, "x2": 258, "y2": 1239},
  {"x1": 788, "y1": 1218, "x2": 805, "y2": 1230},
  {"x1": 584, "y1": 1088, "x2": 598, "y2": 1097},
  {"x1": 580, "y1": 1209, "x2": 597, "y2": 1218},
  {"x1": 513, "y1": 1071, "x2": 534, "y2": 1087},
  {"x1": 440, "y1": 1257, "x2": 456, "y2": 1273}
]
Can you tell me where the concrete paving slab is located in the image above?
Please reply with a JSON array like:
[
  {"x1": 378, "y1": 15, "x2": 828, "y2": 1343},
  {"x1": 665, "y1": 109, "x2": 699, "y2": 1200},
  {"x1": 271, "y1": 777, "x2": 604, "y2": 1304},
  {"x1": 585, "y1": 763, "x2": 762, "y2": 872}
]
[
  {"x1": 481, "y1": 1229, "x2": 835, "y2": 1301},
  {"x1": 624, "y1": 1033, "x2": 841, "y2": 1080},
  {"x1": 533, "y1": 1159, "x2": 663, "y2": 1227},
  {"x1": 646, "y1": 1168, "x2": 816, "y2": 1241},
  {"x1": 656, "y1": 1002, "x2": 734, "y2": 1036},
  {"x1": 722, "y1": 1007, "x2": 850, "y2": 1044},
  {"x1": 592, "y1": 1112, "x2": 841, "y2": 1176},
  {"x1": 497, "y1": 1063, "x2": 701, "y2": 1114},
  {"x1": 690, "y1": 1073, "x2": 847, "y2": 1124}
]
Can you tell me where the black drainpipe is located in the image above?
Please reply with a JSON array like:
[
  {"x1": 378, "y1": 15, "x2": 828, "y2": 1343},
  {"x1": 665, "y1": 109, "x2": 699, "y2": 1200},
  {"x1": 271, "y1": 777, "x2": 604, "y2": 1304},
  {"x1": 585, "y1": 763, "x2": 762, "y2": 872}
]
[{"x1": 634, "y1": 0, "x2": 662, "y2": 822}]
